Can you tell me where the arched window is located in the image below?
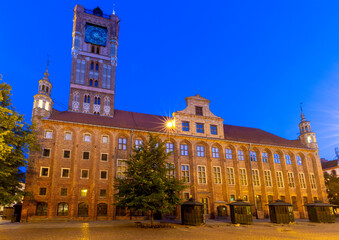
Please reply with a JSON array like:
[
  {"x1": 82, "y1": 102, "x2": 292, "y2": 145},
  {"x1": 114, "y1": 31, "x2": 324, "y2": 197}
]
[
  {"x1": 36, "y1": 202, "x2": 48, "y2": 216},
  {"x1": 80, "y1": 60, "x2": 86, "y2": 84},
  {"x1": 95, "y1": 80, "x2": 98, "y2": 87},
  {"x1": 57, "y1": 202, "x2": 68, "y2": 216},
  {"x1": 90, "y1": 62, "x2": 94, "y2": 70},
  {"x1": 42, "y1": 85, "x2": 45, "y2": 91},
  {"x1": 75, "y1": 59, "x2": 81, "y2": 83},
  {"x1": 95, "y1": 96, "x2": 101, "y2": 105},
  {"x1": 95, "y1": 63, "x2": 99, "y2": 71},
  {"x1": 46, "y1": 87, "x2": 49, "y2": 93},
  {"x1": 89, "y1": 79, "x2": 93, "y2": 86},
  {"x1": 104, "y1": 97, "x2": 110, "y2": 106},
  {"x1": 78, "y1": 202, "x2": 88, "y2": 217},
  {"x1": 84, "y1": 94, "x2": 90, "y2": 103},
  {"x1": 97, "y1": 203, "x2": 107, "y2": 216}
]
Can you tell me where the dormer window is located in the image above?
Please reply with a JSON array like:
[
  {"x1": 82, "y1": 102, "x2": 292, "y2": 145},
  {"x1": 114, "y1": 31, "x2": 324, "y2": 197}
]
[
  {"x1": 210, "y1": 125, "x2": 217, "y2": 135},
  {"x1": 195, "y1": 106, "x2": 203, "y2": 116}
]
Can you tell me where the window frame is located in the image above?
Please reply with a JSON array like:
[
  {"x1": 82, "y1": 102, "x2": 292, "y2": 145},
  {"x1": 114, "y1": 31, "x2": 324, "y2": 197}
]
[
  {"x1": 182, "y1": 121, "x2": 190, "y2": 131},
  {"x1": 180, "y1": 144, "x2": 189, "y2": 156},
  {"x1": 197, "y1": 145, "x2": 205, "y2": 157},
  {"x1": 252, "y1": 169, "x2": 260, "y2": 186},
  {"x1": 42, "y1": 148, "x2": 51, "y2": 158},
  {"x1": 264, "y1": 170, "x2": 272, "y2": 187},
  {"x1": 210, "y1": 125, "x2": 217, "y2": 135},
  {"x1": 39, "y1": 187, "x2": 47, "y2": 196},
  {"x1": 118, "y1": 137, "x2": 127, "y2": 150},
  {"x1": 197, "y1": 165, "x2": 207, "y2": 184},
  {"x1": 226, "y1": 148, "x2": 232, "y2": 159},
  {"x1": 40, "y1": 167, "x2": 50, "y2": 177},
  {"x1": 101, "y1": 153, "x2": 108, "y2": 162},
  {"x1": 181, "y1": 164, "x2": 190, "y2": 183},
  {"x1": 83, "y1": 133, "x2": 91, "y2": 142},
  {"x1": 213, "y1": 166, "x2": 222, "y2": 184},
  {"x1": 239, "y1": 168, "x2": 248, "y2": 186},
  {"x1": 81, "y1": 169, "x2": 89, "y2": 179},
  {"x1": 64, "y1": 131, "x2": 72, "y2": 141},
  {"x1": 117, "y1": 159, "x2": 127, "y2": 179},
  {"x1": 100, "y1": 170, "x2": 108, "y2": 180},
  {"x1": 238, "y1": 150, "x2": 244, "y2": 160},
  {"x1": 288, "y1": 172, "x2": 295, "y2": 188},
  {"x1": 82, "y1": 151, "x2": 90, "y2": 160},
  {"x1": 44, "y1": 130, "x2": 53, "y2": 139},
  {"x1": 61, "y1": 168, "x2": 70, "y2": 178},
  {"x1": 102, "y1": 135, "x2": 109, "y2": 144},
  {"x1": 63, "y1": 150, "x2": 71, "y2": 159},
  {"x1": 212, "y1": 147, "x2": 219, "y2": 158},
  {"x1": 196, "y1": 123, "x2": 204, "y2": 133},
  {"x1": 276, "y1": 171, "x2": 284, "y2": 188},
  {"x1": 226, "y1": 167, "x2": 235, "y2": 185},
  {"x1": 262, "y1": 152, "x2": 268, "y2": 163}
]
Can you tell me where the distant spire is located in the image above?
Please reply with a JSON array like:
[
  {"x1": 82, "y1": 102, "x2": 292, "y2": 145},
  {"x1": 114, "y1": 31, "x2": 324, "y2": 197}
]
[{"x1": 300, "y1": 102, "x2": 306, "y2": 121}]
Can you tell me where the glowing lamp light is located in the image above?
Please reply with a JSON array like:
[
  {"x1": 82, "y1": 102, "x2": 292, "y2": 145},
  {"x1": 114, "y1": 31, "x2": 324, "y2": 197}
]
[{"x1": 166, "y1": 120, "x2": 175, "y2": 129}]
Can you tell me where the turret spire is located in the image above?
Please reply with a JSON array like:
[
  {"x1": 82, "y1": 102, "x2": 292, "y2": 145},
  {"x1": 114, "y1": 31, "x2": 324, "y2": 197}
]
[{"x1": 300, "y1": 102, "x2": 305, "y2": 121}]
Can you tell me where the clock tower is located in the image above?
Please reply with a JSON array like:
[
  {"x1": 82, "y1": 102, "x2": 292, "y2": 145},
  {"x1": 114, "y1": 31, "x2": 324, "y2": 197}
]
[{"x1": 69, "y1": 5, "x2": 119, "y2": 117}]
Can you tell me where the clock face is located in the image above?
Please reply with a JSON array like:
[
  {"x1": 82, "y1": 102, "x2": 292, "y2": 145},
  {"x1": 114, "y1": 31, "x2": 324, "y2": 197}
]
[{"x1": 85, "y1": 24, "x2": 107, "y2": 46}]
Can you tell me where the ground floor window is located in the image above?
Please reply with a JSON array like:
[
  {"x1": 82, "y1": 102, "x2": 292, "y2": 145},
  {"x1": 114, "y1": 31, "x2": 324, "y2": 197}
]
[
  {"x1": 116, "y1": 206, "x2": 127, "y2": 216},
  {"x1": 201, "y1": 198, "x2": 209, "y2": 214},
  {"x1": 78, "y1": 202, "x2": 88, "y2": 217},
  {"x1": 97, "y1": 203, "x2": 107, "y2": 216},
  {"x1": 57, "y1": 202, "x2": 68, "y2": 216},
  {"x1": 36, "y1": 202, "x2": 48, "y2": 216}
]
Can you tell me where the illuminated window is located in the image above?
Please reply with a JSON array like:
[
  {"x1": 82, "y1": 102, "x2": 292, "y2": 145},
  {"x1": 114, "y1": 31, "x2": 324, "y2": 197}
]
[
  {"x1": 252, "y1": 169, "x2": 260, "y2": 186},
  {"x1": 288, "y1": 172, "x2": 295, "y2": 188},
  {"x1": 45, "y1": 101, "x2": 50, "y2": 111},
  {"x1": 285, "y1": 154, "x2": 292, "y2": 165},
  {"x1": 226, "y1": 148, "x2": 232, "y2": 159},
  {"x1": 117, "y1": 159, "x2": 127, "y2": 179},
  {"x1": 44, "y1": 130, "x2": 53, "y2": 139},
  {"x1": 135, "y1": 139, "x2": 143, "y2": 149},
  {"x1": 307, "y1": 136, "x2": 312, "y2": 143},
  {"x1": 276, "y1": 171, "x2": 284, "y2": 188},
  {"x1": 166, "y1": 163, "x2": 175, "y2": 179},
  {"x1": 118, "y1": 137, "x2": 127, "y2": 150},
  {"x1": 264, "y1": 170, "x2": 272, "y2": 187},
  {"x1": 201, "y1": 198, "x2": 208, "y2": 214},
  {"x1": 198, "y1": 166, "x2": 207, "y2": 184},
  {"x1": 226, "y1": 167, "x2": 235, "y2": 185},
  {"x1": 212, "y1": 147, "x2": 219, "y2": 158},
  {"x1": 80, "y1": 189, "x2": 88, "y2": 197},
  {"x1": 299, "y1": 173, "x2": 306, "y2": 188},
  {"x1": 166, "y1": 142, "x2": 174, "y2": 154},
  {"x1": 256, "y1": 195, "x2": 262, "y2": 210},
  {"x1": 274, "y1": 153, "x2": 280, "y2": 163},
  {"x1": 238, "y1": 150, "x2": 244, "y2": 160},
  {"x1": 250, "y1": 151, "x2": 257, "y2": 161},
  {"x1": 262, "y1": 152, "x2": 268, "y2": 163},
  {"x1": 213, "y1": 166, "x2": 222, "y2": 184},
  {"x1": 38, "y1": 99, "x2": 43, "y2": 108},
  {"x1": 240, "y1": 168, "x2": 247, "y2": 186},
  {"x1": 181, "y1": 165, "x2": 190, "y2": 182},
  {"x1": 57, "y1": 202, "x2": 68, "y2": 216},
  {"x1": 181, "y1": 144, "x2": 189, "y2": 156},
  {"x1": 310, "y1": 174, "x2": 317, "y2": 189},
  {"x1": 84, "y1": 133, "x2": 91, "y2": 142},
  {"x1": 102, "y1": 135, "x2": 109, "y2": 143},
  {"x1": 291, "y1": 196, "x2": 297, "y2": 211},
  {"x1": 196, "y1": 123, "x2": 204, "y2": 133},
  {"x1": 197, "y1": 145, "x2": 205, "y2": 157},
  {"x1": 230, "y1": 194, "x2": 236, "y2": 202}
]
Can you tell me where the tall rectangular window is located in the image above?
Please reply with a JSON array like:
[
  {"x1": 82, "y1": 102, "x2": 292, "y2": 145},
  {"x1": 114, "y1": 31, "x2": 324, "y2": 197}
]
[
  {"x1": 166, "y1": 163, "x2": 175, "y2": 179},
  {"x1": 117, "y1": 159, "x2": 127, "y2": 179},
  {"x1": 299, "y1": 173, "x2": 307, "y2": 189},
  {"x1": 213, "y1": 166, "x2": 222, "y2": 184},
  {"x1": 182, "y1": 121, "x2": 189, "y2": 131},
  {"x1": 285, "y1": 154, "x2": 292, "y2": 165},
  {"x1": 226, "y1": 148, "x2": 232, "y2": 159},
  {"x1": 276, "y1": 171, "x2": 284, "y2": 188},
  {"x1": 262, "y1": 152, "x2": 268, "y2": 163},
  {"x1": 226, "y1": 167, "x2": 235, "y2": 185},
  {"x1": 198, "y1": 166, "x2": 207, "y2": 184},
  {"x1": 240, "y1": 168, "x2": 247, "y2": 186},
  {"x1": 166, "y1": 142, "x2": 174, "y2": 154},
  {"x1": 288, "y1": 172, "x2": 295, "y2": 188},
  {"x1": 196, "y1": 123, "x2": 204, "y2": 133},
  {"x1": 210, "y1": 125, "x2": 217, "y2": 135},
  {"x1": 118, "y1": 138, "x2": 127, "y2": 150},
  {"x1": 238, "y1": 150, "x2": 244, "y2": 160},
  {"x1": 264, "y1": 170, "x2": 272, "y2": 187},
  {"x1": 252, "y1": 169, "x2": 260, "y2": 186},
  {"x1": 181, "y1": 165, "x2": 190, "y2": 183},
  {"x1": 212, "y1": 147, "x2": 219, "y2": 158},
  {"x1": 201, "y1": 198, "x2": 208, "y2": 214},
  {"x1": 256, "y1": 195, "x2": 262, "y2": 211},
  {"x1": 197, "y1": 145, "x2": 205, "y2": 157},
  {"x1": 274, "y1": 154, "x2": 280, "y2": 164},
  {"x1": 195, "y1": 106, "x2": 203, "y2": 116},
  {"x1": 250, "y1": 151, "x2": 257, "y2": 162},
  {"x1": 296, "y1": 156, "x2": 302, "y2": 165},
  {"x1": 180, "y1": 144, "x2": 189, "y2": 156},
  {"x1": 310, "y1": 174, "x2": 317, "y2": 189}
]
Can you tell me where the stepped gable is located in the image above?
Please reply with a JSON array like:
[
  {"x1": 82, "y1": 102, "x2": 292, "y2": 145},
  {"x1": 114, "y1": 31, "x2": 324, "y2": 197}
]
[{"x1": 49, "y1": 109, "x2": 308, "y2": 149}]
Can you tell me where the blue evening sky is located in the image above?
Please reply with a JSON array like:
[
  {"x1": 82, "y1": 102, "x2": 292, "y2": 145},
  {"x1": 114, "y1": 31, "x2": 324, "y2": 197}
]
[{"x1": 1, "y1": 0, "x2": 339, "y2": 160}]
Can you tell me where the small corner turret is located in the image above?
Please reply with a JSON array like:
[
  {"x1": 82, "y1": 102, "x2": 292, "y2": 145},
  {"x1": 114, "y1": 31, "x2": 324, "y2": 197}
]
[
  {"x1": 298, "y1": 105, "x2": 317, "y2": 149},
  {"x1": 32, "y1": 66, "x2": 53, "y2": 120}
]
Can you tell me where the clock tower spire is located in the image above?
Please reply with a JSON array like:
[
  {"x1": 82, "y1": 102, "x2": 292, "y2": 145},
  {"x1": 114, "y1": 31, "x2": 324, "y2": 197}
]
[{"x1": 69, "y1": 5, "x2": 119, "y2": 117}]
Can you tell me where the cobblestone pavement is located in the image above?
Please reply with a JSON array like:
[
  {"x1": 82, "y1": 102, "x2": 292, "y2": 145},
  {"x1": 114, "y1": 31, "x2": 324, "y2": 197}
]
[{"x1": 0, "y1": 219, "x2": 339, "y2": 240}]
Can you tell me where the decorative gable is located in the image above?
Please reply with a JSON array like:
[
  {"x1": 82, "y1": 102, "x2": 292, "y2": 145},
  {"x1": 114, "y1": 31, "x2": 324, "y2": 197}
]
[{"x1": 173, "y1": 94, "x2": 224, "y2": 139}]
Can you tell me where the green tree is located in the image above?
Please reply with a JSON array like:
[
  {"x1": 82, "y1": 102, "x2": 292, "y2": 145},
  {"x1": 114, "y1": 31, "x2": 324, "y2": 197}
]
[
  {"x1": 324, "y1": 172, "x2": 339, "y2": 205},
  {"x1": 114, "y1": 134, "x2": 187, "y2": 225},
  {"x1": 0, "y1": 79, "x2": 38, "y2": 205}
]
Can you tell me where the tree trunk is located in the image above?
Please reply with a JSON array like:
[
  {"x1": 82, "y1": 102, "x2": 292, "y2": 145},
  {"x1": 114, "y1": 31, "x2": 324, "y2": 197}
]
[{"x1": 151, "y1": 210, "x2": 154, "y2": 226}]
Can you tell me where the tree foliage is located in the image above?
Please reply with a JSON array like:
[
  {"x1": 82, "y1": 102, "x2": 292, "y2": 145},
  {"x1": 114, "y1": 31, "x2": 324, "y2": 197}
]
[
  {"x1": 114, "y1": 134, "x2": 187, "y2": 224},
  {"x1": 324, "y1": 172, "x2": 339, "y2": 206},
  {"x1": 0, "y1": 80, "x2": 38, "y2": 205}
]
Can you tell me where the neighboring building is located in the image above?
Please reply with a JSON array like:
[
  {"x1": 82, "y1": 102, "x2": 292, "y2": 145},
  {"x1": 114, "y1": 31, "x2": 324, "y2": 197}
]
[
  {"x1": 21, "y1": 5, "x2": 327, "y2": 221},
  {"x1": 321, "y1": 158, "x2": 339, "y2": 176}
]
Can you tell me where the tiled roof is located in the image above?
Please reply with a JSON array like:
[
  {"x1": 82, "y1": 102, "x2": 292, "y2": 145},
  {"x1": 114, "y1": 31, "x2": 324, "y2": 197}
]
[
  {"x1": 48, "y1": 109, "x2": 309, "y2": 149},
  {"x1": 322, "y1": 159, "x2": 339, "y2": 170}
]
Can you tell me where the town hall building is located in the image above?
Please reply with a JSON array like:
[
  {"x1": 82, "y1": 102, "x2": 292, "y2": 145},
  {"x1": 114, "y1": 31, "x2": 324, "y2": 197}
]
[{"x1": 21, "y1": 5, "x2": 327, "y2": 222}]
